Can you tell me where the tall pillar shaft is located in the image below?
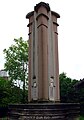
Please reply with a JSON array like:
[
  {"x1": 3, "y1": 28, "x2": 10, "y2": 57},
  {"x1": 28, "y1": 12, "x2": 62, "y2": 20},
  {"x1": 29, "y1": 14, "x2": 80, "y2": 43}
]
[
  {"x1": 26, "y1": 2, "x2": 60, "y2": 102},
  {"x1": 37, "y1": 6, "x2": 48, "y2": 100}
]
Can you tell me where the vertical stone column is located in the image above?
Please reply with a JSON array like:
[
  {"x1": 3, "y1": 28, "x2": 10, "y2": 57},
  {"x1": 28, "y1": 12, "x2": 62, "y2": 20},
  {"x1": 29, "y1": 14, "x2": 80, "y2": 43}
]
[
  {"x1": 36, "y1": 5, "x2": 49, "y2": 101},
  {"x1": 26, "y1": 2, "x2": 60, "y2": 102},
  {"x1": 27, "y1": 13, "x2": 34, "y2": 101},
  {"x1": 51, "y1": 12, "x2": 60, "y2": 101}
]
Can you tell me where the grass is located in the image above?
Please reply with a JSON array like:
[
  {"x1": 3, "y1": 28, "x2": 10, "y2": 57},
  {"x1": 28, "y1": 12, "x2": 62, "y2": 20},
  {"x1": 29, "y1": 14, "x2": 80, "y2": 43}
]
[
  {"x1": 80, "y1": 116, "x2": 84, "y2": 120},
  {"x1": 0, "y1": 118, "x2": 8, "y2": 120}
]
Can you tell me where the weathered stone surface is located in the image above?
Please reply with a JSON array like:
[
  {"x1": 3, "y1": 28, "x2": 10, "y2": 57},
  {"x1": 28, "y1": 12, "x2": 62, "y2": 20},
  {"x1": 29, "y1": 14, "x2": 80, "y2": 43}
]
[
  {"x1": 8, "y1": 103, "x2": 80, "y2": 120},
  {"x1": 26, "y1": 2, "x2": 60, "y2": 102}
]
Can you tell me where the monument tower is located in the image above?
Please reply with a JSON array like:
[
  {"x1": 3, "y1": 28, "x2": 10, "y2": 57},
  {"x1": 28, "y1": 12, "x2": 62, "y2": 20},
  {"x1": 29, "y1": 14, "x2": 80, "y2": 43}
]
[
  {"x1": 26, "y1": 2, "x2": 60, "y2": 102},
  {"x1": 8, "y1": 2, "x2": 80, "y2": 120}
]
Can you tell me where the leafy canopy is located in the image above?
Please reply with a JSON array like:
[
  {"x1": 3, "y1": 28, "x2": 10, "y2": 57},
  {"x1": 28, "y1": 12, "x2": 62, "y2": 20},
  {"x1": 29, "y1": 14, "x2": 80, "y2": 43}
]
[
  {"x1": 3, "y1": 37, "x2": 28, "y2": 82},
  {"x1": 3, "y1": 37, "x2": 28, "y2": 102}
]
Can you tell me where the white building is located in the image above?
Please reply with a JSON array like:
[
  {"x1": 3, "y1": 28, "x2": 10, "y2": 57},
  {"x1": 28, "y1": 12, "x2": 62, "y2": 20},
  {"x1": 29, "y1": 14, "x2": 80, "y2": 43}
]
[{"x1": 0, "y1": 69, "x2": 8, "y2": 79}]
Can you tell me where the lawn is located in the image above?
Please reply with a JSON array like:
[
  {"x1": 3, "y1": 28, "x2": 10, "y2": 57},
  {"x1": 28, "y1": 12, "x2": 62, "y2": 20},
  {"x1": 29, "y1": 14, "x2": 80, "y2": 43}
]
[
  {"x1": 0, "y1": 118, "x2": 8, "y2": 120},
  {"x1": 80, "y1": 116, "x2": 84, "y2": 120}
]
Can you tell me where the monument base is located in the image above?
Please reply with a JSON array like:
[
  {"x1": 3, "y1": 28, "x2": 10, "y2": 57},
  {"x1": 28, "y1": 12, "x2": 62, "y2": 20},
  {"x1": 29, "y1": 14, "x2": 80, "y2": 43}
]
[{"x1": 8, "y1": 103, "x2": 80, "y2": 120}]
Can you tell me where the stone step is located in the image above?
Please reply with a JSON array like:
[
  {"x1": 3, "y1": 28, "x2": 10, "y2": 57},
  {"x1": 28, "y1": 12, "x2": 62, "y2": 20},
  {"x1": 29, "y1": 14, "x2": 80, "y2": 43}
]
[{"x1": 8, "y1": 103, "x2": 80, "y2": 120}]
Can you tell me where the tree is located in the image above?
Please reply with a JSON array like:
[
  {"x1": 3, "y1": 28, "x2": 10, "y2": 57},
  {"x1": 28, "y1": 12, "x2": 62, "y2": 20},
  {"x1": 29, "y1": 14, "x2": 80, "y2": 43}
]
[
  {"x1": 0, "y1": 77, "x2": 10, "y2": 106},
  {"x1": 0, "y1": 76, "x2": 27, "y2": 106},
  {"x1": 59, "y1": 72, "x2": 79, "y2": 103},
  {"x1": 3, "y1": 37, "x2": 28, "y2": 103}
]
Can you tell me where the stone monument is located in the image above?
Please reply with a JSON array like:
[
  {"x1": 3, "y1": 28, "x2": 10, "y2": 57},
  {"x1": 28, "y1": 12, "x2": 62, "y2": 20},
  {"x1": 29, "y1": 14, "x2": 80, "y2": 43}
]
[
  {"x1": 8, "y1": 2, "x2": 80, "y2": 120},
  {"x1": 26, "y1": 2, "x2": 60, "y2": 102}
]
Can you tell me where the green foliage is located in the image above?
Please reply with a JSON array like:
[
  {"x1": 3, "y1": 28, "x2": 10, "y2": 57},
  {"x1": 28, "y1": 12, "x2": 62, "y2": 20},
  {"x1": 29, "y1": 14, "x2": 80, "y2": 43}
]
[
  {"x1": 3, "y1": 37, "x2": 28, "y2": 103},
  {"x1": 80, "y1": 116, "x2": 84, "y2": 120},
  {"x1": 60, "y1": 72, "x2": 84, "y2": 104},
  {"x1": 0, "y1": 77, "x2": 10, "y2": 106},
  {"x1": 0, "y1": 77, "x2": 28, "y2": 106},
  {"x1": 3, "y1": 37, "x2": 28, "y2": 81},
  {"x1": 60, "y1": 72, "x2": 79, "y2": 103},
  {"x1": 79, "y1": 88, "x2": 84, "y2": 102}
]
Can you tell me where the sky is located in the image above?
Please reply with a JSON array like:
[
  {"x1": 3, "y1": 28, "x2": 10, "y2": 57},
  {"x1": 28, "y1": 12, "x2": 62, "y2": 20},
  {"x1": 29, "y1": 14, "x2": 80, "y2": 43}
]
[{"x1": 0, "y1": 0, "x2": 84, "y2": 80}]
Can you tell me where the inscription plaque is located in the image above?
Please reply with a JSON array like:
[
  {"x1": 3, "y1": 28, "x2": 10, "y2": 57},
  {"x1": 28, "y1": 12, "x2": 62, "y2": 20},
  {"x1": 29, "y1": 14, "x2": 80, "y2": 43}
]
[
  {"x1": 49, "y1": 77, "x2": 54, "y2": 101},
  {"x1": 24, "y1": 115, "x2": 59, "y2": 120},
  {"x1": 32, "y1": 80, "x2": 38, "y2": 100}
]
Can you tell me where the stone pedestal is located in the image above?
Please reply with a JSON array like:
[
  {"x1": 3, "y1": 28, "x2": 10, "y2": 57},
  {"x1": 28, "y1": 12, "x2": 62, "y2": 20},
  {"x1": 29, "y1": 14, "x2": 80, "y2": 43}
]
[{"x1": 8, "y1": 103, "x2": 80, "y2": 120}]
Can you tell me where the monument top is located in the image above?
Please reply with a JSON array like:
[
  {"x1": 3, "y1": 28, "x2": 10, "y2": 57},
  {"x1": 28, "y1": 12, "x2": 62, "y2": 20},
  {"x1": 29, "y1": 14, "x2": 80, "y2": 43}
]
[
  {"x1": 26, "y1": 2, "x2": 60, "y2": 19},
  {"x1": 34, "y1": 2, "x2": 50, "y2": 12}
]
